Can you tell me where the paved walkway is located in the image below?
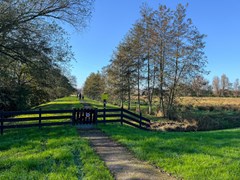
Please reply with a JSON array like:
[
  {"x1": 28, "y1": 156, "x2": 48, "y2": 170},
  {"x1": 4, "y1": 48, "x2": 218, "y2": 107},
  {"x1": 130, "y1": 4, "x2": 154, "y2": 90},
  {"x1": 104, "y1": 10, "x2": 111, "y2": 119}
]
[{"x1": 78, "y1": 129, "x2": 176, "y2": 180}]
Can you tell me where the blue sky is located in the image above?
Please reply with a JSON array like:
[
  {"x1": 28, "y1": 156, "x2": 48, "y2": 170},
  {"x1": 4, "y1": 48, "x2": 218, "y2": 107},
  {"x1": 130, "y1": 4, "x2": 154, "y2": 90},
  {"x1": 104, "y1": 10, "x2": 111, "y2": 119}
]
[{"x1": 66, "y1": 0, "x2": 240, "y2": 88}]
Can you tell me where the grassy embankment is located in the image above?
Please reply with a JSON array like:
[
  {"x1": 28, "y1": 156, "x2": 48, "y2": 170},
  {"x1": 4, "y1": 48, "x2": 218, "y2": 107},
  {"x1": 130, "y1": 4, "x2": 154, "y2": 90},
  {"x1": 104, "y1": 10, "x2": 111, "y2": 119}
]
[
  {"x1": 81, "y1": 97, "x2": 240, "y2": 180},
  {"x1": 0, "y1": 96, "x2": 113, "y2": 180}
]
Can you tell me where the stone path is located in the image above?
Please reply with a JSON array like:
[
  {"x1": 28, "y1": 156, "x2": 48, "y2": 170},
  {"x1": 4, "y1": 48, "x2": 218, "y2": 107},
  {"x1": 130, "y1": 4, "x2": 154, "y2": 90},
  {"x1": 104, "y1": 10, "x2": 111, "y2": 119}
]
[{"x1": 78, "y1": 129, "x2": 176, "y2": 180}]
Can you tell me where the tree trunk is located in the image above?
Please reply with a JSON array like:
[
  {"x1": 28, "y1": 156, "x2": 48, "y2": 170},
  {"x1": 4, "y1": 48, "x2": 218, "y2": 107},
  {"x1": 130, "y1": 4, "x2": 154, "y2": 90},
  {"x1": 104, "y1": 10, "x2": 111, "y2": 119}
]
[
  {"x1": 127, "y1": 75, "x2": 131, "y2": 110},
  {"x1": 137, "y1": 59, "x2": 141, "y2": 112},
  {"x1": 159, "y1": 42, "x2": 166, "y2": 117}
]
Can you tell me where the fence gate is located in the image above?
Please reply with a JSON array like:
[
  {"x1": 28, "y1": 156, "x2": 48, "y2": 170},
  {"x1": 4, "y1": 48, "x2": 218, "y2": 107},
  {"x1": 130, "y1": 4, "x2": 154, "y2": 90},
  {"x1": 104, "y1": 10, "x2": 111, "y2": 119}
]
[{"x1": 73, "y1": 108, "x2": 97, "y2": 125}]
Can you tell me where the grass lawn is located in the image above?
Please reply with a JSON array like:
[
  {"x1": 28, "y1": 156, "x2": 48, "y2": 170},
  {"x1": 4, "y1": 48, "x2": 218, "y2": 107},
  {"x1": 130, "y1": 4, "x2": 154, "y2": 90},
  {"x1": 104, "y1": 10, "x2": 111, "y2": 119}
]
[
  {"x1": 36, "y1": 96, "x2": 84, "y2": 110},
  {"x1": 99, "y1": 124, "x2": 240, "y2": 180},
  {"x1": 0, "y1": 96, "x2": 113, "y2": 180},
  {"x1": 83, "y1": 97, "x2": 118, "y2": 109}
]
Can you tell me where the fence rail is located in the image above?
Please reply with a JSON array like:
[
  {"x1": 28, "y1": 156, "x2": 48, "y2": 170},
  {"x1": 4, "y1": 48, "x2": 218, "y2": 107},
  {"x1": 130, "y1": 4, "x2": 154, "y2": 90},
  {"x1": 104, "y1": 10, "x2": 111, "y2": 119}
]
[{"x1": 0, "y1": 108, "x2": 151, "y2": 135}]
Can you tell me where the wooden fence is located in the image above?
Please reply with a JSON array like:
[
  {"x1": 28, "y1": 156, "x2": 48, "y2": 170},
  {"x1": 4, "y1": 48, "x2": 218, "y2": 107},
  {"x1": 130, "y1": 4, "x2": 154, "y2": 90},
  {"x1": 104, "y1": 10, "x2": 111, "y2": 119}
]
[{"x1": 0, "y1": 108, "x2": 150, "y2": 135}]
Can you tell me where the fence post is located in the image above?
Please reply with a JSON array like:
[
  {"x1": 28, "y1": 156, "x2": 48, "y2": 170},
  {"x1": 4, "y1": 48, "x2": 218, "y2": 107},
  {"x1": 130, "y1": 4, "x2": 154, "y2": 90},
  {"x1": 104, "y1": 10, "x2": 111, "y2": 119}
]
[
  {"x1": 0, "y1": 111, "x2": 3, "y2": 135},
  {"x1": 103, "y1": 107, "x2": 106, "y2": 124},
  {"x1": 120, "y1": 106, "x2": 123, "y2": 125},
  {"x1": 72, "y1": 108, "x2": 76, "y2": 125},
  {"x1": 139, "y1": 112, "x2": 142, "y2": 128},
  {"x1": 94, "y1": 108, "x2": 98, "y2": 125},
  {"x1": 39, "y1": 108, "x2": 42, "y2": 129}
]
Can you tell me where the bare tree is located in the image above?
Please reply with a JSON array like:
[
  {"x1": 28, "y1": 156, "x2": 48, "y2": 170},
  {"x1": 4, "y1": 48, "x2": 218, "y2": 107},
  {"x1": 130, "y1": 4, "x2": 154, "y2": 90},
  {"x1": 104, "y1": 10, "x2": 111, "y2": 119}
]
[
  {"x1": 233, "y1": 78, "x2": 240, "y2": 97},
  {"x1": 191, "y1": 76, "x2": 209, "y2": 96},
  {"x1": 212, "y1": 76, "x2": 220, "y2": 96},
  {"x1": 220, "y1": 74, "x2": 229, "y2": 96},
  {"x1": 105, "y1": 3, "x2": 208, "y2": 119}
]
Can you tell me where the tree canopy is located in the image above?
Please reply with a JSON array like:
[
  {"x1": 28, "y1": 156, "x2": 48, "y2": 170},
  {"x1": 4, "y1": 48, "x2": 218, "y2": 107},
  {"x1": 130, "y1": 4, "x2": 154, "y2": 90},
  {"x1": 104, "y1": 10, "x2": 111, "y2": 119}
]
[
  {"x1": 102, "y1": 3, "x2": 208, "y2": 118},
  {"x1": 0, "y1": 0, "x2": 94, "y2": 110}
]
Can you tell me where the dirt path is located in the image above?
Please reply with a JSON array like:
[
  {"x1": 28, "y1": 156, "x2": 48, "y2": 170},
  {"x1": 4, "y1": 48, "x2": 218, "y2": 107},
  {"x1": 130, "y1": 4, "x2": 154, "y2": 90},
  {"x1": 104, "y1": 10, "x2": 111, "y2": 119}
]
[{"x1": 78, "y1": 129, "x2": 175, "y2": 180}]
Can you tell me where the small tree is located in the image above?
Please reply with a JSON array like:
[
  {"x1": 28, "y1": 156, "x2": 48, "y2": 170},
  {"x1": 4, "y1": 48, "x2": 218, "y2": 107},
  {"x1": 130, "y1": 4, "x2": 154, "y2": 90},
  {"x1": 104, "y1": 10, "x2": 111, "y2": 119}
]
[
  {"x1": 233, "y1": 78, "x2": 240, "y2": 97},
  {"x1": 220, "y1": 74, "x2": 229, "y2": 96},
  {"x1": 83, "y1": 72, "x2": 105, "y2": 100}
]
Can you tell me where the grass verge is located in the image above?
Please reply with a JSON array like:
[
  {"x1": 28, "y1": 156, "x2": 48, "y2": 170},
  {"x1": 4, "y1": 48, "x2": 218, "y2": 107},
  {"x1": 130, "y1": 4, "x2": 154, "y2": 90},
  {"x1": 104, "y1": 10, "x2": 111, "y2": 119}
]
[{"x1": 99, "y1": 124, "x2": 240, "y2": 180}]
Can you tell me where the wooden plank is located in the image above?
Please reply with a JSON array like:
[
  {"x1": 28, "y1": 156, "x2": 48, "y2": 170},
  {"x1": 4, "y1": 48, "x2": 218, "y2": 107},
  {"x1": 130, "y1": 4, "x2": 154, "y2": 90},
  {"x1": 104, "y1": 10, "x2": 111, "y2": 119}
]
[
  {"x1": 140, "y1": 116, "x2": 151, "y2": 123},
  {"x1": 123, "y1": 114, "x2": 139, "y2": 122},
  {"x1": 97, "y1": 120, "x2": 121, "y2": 123},
  {"x1": 4, "y1": 122, "x2": 70, "y2": 129},
  {"x1": 123, "y1": 114, "x2": 150, "y2": 127},
  {"x1": 123, "y1": 109, "x2": 150, "y2": 122},
  {"x1": 122, "y1": 120, "x2": 149, "y2": 130},
  {"x1": 98, "y1": 108, "x2": 122, "y2": 113},
  {"x1": 2, "y1": 116, "x2": 72, "y2": 122},
  {"x1": 1, "y1": 117, "x2": 36, "y2": 122},
  {"x1": 0, "y1": 113, "x2": 3, "y2": 135},
  {"x1": 2, "y1": 111, "x2": 40, "y2": 116},
  {"x1": 97, "y1": 114, "x2": 121, "y2": 118},
  {"x1": 103, "y1": 108, "x2": 106, "y2": 124},
  {"x1": 121, "y1": 107, "x2": 123, "y2": 125},
  {"x1": 40, "y1": 116, "x2": 72, "y2": 120},
  {"x1": 39, "y1": 108, "x2": 42, "y2": 129},
  {"x1": 2, "y1": 110, "x2": 72, "y2": 116}
]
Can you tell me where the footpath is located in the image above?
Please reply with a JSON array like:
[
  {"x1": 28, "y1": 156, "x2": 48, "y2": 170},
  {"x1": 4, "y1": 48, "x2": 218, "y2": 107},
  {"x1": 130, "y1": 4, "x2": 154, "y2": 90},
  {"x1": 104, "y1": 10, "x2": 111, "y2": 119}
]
[{"x1": 79, "y1": 100, "x2": 175, "y2": 180}]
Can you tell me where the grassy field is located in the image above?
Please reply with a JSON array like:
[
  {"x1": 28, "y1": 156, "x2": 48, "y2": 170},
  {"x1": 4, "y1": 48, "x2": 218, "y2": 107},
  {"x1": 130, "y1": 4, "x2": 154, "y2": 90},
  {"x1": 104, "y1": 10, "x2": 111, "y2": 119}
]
[
  {"x1": 0, "y1": 96, "x2": 113, "y2": 180},
  {"x1": 99, "y1": 124, "x2": 240, "y2": 180},
  {"x1": 179, "y1": 96, "x2": 240, "y2": 108}
]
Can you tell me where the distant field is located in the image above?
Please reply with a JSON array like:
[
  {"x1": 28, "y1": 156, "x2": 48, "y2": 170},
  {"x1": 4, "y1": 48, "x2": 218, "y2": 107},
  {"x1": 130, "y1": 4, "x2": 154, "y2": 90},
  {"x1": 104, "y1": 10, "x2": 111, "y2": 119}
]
[
  {"x1": 130, "y1": 96, "x2": 240, "y2": 109},
  {"x1": 178, "y1": 97, "x2": 240, "y2": 108}
]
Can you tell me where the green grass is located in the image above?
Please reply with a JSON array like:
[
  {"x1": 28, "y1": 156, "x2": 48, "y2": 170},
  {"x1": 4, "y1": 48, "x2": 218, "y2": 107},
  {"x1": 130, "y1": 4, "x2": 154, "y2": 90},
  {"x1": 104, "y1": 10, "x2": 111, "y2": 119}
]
[
  {"x1": 0, "y1": 96, "x2": 113, "y2": 180},
  {"x1": 36, "y1": 96, "x2": 84, "y2": 110},
  {"x1": 83, "y1": 97, "x2": 119, "y2": 109},
  {"x1": 99, "y1": 124, "x2": 240, "y2": 180},
  {"x1": 188, "y1": 109, "x2": 240, "y2": 130}
]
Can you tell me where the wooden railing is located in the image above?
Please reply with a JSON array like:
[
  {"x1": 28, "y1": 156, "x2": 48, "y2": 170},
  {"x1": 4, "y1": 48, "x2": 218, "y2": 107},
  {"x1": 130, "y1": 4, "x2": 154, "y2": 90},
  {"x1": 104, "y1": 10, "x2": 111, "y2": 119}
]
[
  {"x1": 96, "y1": 108, "x2": 150, "y2": 130},
  {"x1": 0, "y1": 108, "x2": 151, "y2": 135}
]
